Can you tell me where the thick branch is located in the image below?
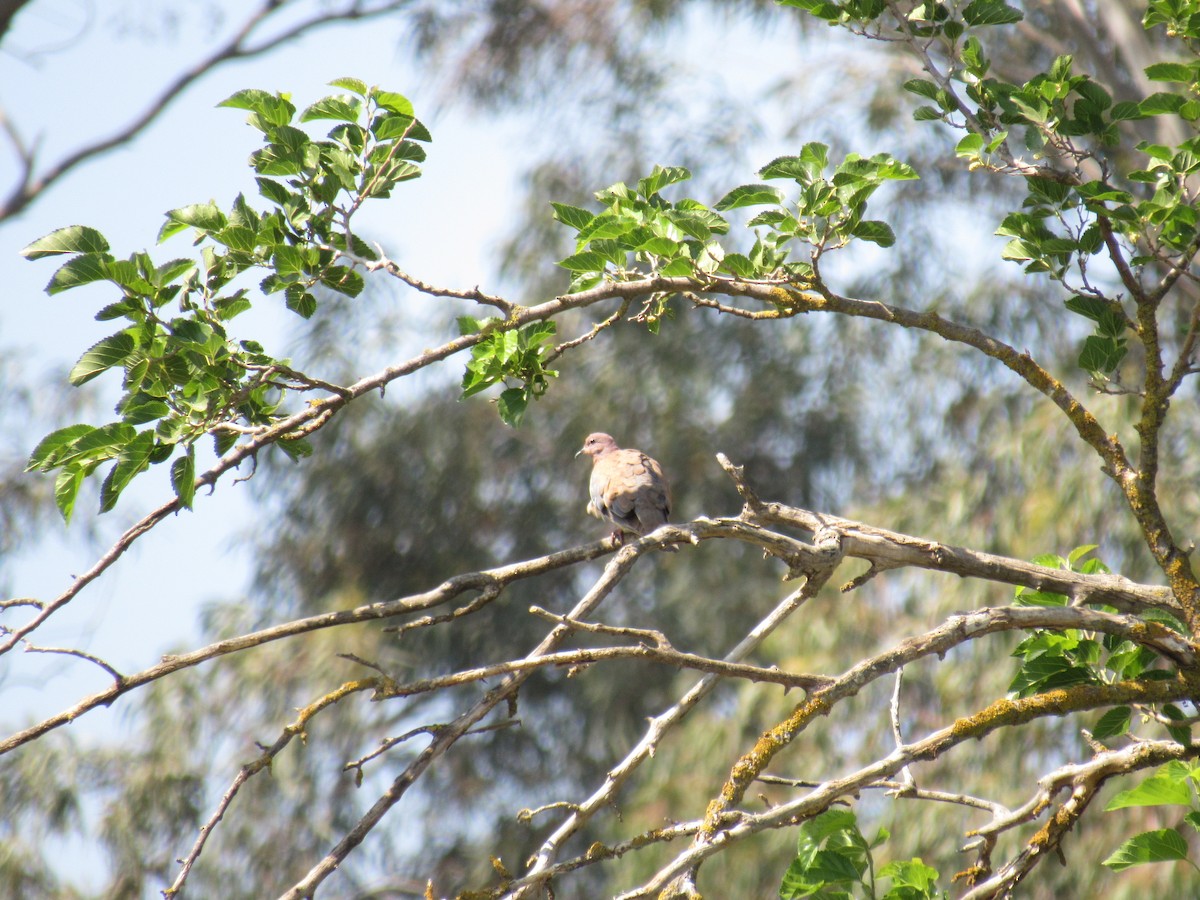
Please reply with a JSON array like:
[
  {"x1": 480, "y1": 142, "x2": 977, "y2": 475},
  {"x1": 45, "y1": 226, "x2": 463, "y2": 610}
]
[{"x1": 629, "y1": 678, "x2": 1200, "y2": 898}]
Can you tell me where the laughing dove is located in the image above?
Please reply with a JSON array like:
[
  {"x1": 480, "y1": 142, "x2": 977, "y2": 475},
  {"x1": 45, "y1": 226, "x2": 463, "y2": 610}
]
[{"x1": 576, "y1": 433, "x2": 676, "y2": 550}]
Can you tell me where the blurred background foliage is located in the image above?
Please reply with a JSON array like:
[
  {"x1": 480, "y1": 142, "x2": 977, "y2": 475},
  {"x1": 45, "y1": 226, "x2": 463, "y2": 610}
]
[{"x1": 2, "y1": 1, "x2": 1199, "y2": 897}]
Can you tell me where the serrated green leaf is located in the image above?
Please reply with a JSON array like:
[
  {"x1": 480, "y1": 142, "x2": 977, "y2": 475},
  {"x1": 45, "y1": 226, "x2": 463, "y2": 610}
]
[
  {"x1": 98, "y1": 431, "x2": 155, "y2": 513},
  {"x1": 1102, "y1": 829, "x2": 1189, "y2": 870},
  {"x1": 167, "y1": 202, "x2": 227, "y2": 234},
  {"x1": 902, "y1": 78, "x2": 941, "y2": 100},
  {"x1": 121, "y1": 397, "x2": 170, "y2": 426},
  {"x1": 45, "y1": 253, "x2": 112, "y2": 295},
  {"x1": 171, "y1": 450, "x2": 196, "y2": 509},
  {"x1": 69, "y1": 333, "x2": 136, "y2": 386},
  {"x1": 1145, "y1": 62, "x2": 1196, "y2": 83},
  {"x1": 557, "y1": 251, "x2": 610, "y2": 273},
  {"x1": 374, "y1": 115, "x2": 415, "y2": 141},
  {"x1": 285, "y1": 289, "x2": 317, "y2": 319},
  {"x1": 372, "y1": 90, "x2": 413, "y2": 117},
  {"x1": 851, "y1": 220, "x2": 896, "y2": 247},
  {"x1": 1106, "y1": 770, "x2": 1193, "y2": 810},
  {"x1": 217, "y1": 88, "x2": 275, "y2": 112},
  {"x1": 714, "y1": 183, "x2": 786, "y2": 211},
  {"x1": 497, "y1": 387, "x2": 530, "y2": 427},
  {"x1": 27, "y1": 424, "x2": 96, "y2": 472},
  {"x1": 21, "y1": 225, "x2": 110, "y2": 260},
  {"x1": 659, "y1": 257, "x2": 694, "y2": 277},
  {"x1": 716, "y1": 253, "x2": 756, "y2": 279},
  {"x1": 1092, "y1": 706, "x2": 1131, "y2": 740},
  {"x1": 275, "y1": 437, "x2": 314, "y2": 461},
  {"x1": 54, "y1": 466, "x2": 86, "y2": 523},
  {"x1": 300, "y1": 96, "x2": 361, "y2": 123},
  {"x1": 636, "y1": 164, "x2": 691, "y2": 197},
  {"x1": 320, "y1": 266, "x2": 364, "y2": 297},
  {"x1": 551, "y1": 202, "x2": 595, "y2": 231},
  {"x1": 1141, "y1": 92, "x2": 1188, "y2": 116},
  {"x1": 329, "y1": 77, "x2": 368, "y2": 96},
  {"x1": 956, "y1": 133, "x2": 985, "y2": 156}
]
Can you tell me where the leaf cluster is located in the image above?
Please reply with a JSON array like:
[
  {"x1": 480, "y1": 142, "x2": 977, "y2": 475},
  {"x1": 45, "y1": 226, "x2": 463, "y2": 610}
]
[
  {"x1": 780, "y1": 809, "x2": 944, "y2": 900},
  {"x1": 21, "y1": 80, "x2": 430, "y2": 519},
  {"x1": 1009, "y1": 546, "x2": 1191, "y2": 745}
]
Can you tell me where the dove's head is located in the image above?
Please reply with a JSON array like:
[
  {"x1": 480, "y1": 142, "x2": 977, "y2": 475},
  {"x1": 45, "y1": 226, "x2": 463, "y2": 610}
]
[{"x1": 576, "y1": 432, "x2": 619, "y2": 460}]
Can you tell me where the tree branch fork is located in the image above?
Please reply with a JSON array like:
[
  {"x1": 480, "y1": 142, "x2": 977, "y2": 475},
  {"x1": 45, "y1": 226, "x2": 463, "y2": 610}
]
[{"x1": 4, "y1": 454, "x2": 1197, "y2": 899}]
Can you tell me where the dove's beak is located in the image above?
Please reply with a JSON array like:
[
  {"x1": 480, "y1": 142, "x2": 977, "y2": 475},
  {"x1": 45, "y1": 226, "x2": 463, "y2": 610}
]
[{"x1": 574, "y1": 448, "x2": 584, "y2": 459}]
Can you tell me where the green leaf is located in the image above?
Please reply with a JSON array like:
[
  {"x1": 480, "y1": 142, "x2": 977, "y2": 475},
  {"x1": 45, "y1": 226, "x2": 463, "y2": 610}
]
[
  {"x1": 962, "y1": 0, "x2": 1023, "y2": 25},
  {"x1": 45, "y1": 253, "x2": 112, "y2": 295},
  {"x1": 166, "y1": 202, "x2": 227, "y2": 234},
  {"x1": 171, "y1": 449, "x2": 196, "y2": 510},
  {"x1": 69, "y1": 333, "x2": 136, "y2": 386},
  {"x1": 497, "y1": 387, "x2": 530, "y2": 427},
  {"x1": 27, "y1": 424, "x2": 96, "y2": 472},
  {"x1": 1105, "y1": 770, "x2": 1193, "y2": 810},
  {"x1": 217, "y1": 88, "x2": 275, "y2": 113},
  {"x1": 98, "y1": 431, "x2": 155, "y2": 512},
  {"x1": 372, "y1": 90, "x2": 414, "y2": 117},
  {"x1": 851, "y1": 220, "x2": 896, "y2": 247},
  {"x1": 1145, "y1": 62, "x2": 1196, "y2": 83},
  {"x1": 21, "y1": 225, "x2": 110, "y2": 260},
  {"x1": 659, "y1": 257, "x2": 694, "y2": 277},
  {"x1": 54, "y1": 466, "x2": 86, "y2": 523},
  {"x1": 1092, "y1": 706, "x2": 1131, "y2": 740},
  {"x1": 300, "y1": 96, "x2": 360, "y2": 123},
  {"x1": 551, "y1": 202, "x2": 595, "y2": 231},
  {"x1": 320, "y1": 266, "x2": 365, "y2": 297},
  {"x1": 902, "y1": 78, "x2": 941, "y2": 100},
  {"x1": 714, "y1": 183, "x2": 786, "y2": 211},
  {"x1": 1079, "y1": 334, "x2": 1127, "y2": 374},
  {"x1": 637, "y1": 164, "x2": 691, "y2": 197},
  {"x1": 121, "y1": 397, "x2": 170, "y2": 426},
  {"x1": 1102, "y1": 829, "x2": 1189, "y2": 870},
  {"x1": 1140, "y1": 92, "x2": 1188, "y2": 116},
  {"x1": 557, "y1": 251, "x2": 610, "y2": 273},
  {"x1": 956, "y1": 133, "x2": 985, "y2": 157},
  {"x1": 329, "y1": 77, "x2": 368, "y2": 96},
  {"x1": 285, "y1": 289, "x2": 318, "y2": 319},
  {"x1": 275, "y1": 437, "x2": 314, "y2": 461},
  {"x1": 720, "y1": 253, "x2": 760, "y2": 278}
]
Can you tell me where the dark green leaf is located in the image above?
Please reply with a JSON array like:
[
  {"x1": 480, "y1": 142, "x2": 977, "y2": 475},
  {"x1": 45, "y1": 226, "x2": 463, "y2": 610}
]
[
  {"x1": 69, "y1": 333, "x2": 136, "y2": 386},
  {"x1": 171, "y1": 450, "x2": 196, "y2": 510},
  {"x1": 714, "y1": 183, "x2": 786, "y2": 211},
  {"x1": 54, "y1": 466, "x2": 86, "y2": 523},
  {"x1": 46, "y1": 253, "x2": 112, "y2": 295},
  {"x1": 21, "y1": 225, "x2": 110, "y2": 260},
  {"x1": 851, "y1": 220, "x2": 896, "y2": 247},
  {"x1": 557, "y1": 251, "x2": 610, "y2": 273},
  {"x1": 903, "y1": 78, "x2": 941, "y2": 100},
  {"x1": 962, "y1": 0, "x2": 1023, "y2": 26},
  {"x1": 300, "y1": 96, "x2": 360, "y2": 123},
  {"x1": 1092, "y1": 706, "x2": 1132, "y2": 740},
  {"x1": 1145, "y1": 62, "x2": 1196, "y2": 83},
  {"x1": 166, "y1": 202, "x2": 227, "y2": 234},
  {"x1": 27, "y1": 424, "x2": 95, "y2": 472},
  {"x1": 497, "y1": 387, "x2": 530, "y2": 427},
  {"x1": 720, "y1": 253, "x2": 760, "y2": 278},
  {"x1": 1140, "y1": 92, "x2": 1188, "y2": 116},
  {"x1": 636, "y1": 165, "x2": 691, "y2": 197},
  {"x1": 98, "y1": 431, "x2": 156, "y2": 513}
]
